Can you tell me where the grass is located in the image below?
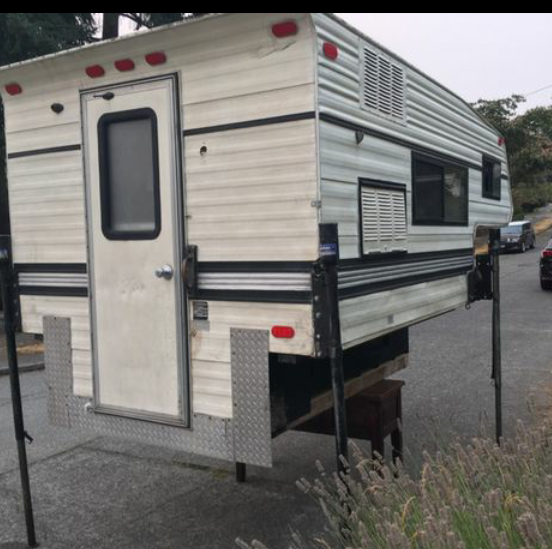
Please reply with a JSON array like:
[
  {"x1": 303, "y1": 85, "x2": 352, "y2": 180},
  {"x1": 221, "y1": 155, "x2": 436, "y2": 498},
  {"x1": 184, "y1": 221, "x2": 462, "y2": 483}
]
[{"x1": 238, "y1": 420, "x2": 552, "y2": 549}]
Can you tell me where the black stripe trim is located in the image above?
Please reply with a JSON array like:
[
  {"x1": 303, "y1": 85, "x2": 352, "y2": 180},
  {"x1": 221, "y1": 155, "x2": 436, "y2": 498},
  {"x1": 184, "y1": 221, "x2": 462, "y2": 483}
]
[
  {"x1": 197, "y1": 261, "x2": 313, "y2": 274},
  {"x1": 8, "y1": 144, "x2": 81, "y2": 160},
  {"x1": 183, "y1": 111, "x2": 316, "y2": 137},
  {"x1": 320, "y1": 113, "x2": 485, "y2": 173},
  {"x1": 339, "y1": 248, "x2": 474, "y2": 271},
  {"x1": 339, "y1": 266, "x2": 471, "y2": 300},
  {"x1": 15, "y1": 263, "x2": 87, "y2": 274},
  {"x1": 193, "y1": 289, "x2": 312, "y2": 304},
  {"x1": 19, "y1": 286, "x2": 88, "y2": 298}
]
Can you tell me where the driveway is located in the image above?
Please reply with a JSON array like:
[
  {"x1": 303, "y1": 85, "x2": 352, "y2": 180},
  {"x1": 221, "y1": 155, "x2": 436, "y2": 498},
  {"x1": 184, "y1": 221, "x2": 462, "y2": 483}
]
[{"x1": 1, "y1": 227, "x2": 551, "y2": 548}]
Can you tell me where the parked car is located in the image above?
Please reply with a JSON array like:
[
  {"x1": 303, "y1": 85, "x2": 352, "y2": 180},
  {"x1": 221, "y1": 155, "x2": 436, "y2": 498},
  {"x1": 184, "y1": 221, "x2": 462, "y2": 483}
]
[
  {"x1": 540, "y1": 239, "x2": 552, "y2": 290},
  {"x1": 500, "y1": 221, "x2": 536, "y2": 253}
]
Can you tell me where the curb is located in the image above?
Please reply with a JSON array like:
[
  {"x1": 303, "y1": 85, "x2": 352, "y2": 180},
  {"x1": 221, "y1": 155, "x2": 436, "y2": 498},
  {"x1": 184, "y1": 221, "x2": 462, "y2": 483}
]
[{"x1": 0, "y1": 361, "x2": 45, "y2": 377}]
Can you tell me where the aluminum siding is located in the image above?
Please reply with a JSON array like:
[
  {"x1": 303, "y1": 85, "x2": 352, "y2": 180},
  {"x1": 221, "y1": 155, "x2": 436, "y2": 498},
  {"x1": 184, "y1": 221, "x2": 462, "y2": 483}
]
[{"x1": 0, "y1": 13, "x2": 319, "y2": 418}]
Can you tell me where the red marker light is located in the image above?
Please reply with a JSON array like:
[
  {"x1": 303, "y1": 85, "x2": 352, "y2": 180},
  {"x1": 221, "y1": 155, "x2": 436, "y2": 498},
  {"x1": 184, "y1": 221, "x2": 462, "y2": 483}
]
[
  {"x1": 85, "y1": 65, "x2": 105, "y2": 78},
  {"x1": 271, "y1": 326, "x2": 295, "y2": 339},
  {"x1": 114, "y1": 59, "x2": 135, "y2": 72},
  {"x1": 145, "y1": 52, "x2": 167, "y2": 66},
  {"x1": 323, "y1": 42, "x2": 339, "y2": 60},
  {"x1": 498, "y1": 137, "x2": 506, "y2": 147},
  {"x1": 271, "y1": 21, "x2": 298, "y2": 38},
  {"x1": 5, "y1": 83, "x2": 22, "y2": 96}
]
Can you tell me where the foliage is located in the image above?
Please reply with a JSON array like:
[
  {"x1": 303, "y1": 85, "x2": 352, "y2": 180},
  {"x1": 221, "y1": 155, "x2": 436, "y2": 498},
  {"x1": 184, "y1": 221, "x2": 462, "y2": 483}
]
[
  {"x1": 239, "y1": 421, "x2": 552, "y2": 549},
  {"x1": 0, "y1": 13, "x2": 98, "y2": 235},
  {"x1": 473, "y1": 95, "x2": 552, "y2": 212},
  {"x1": 0, "y1": 13, "x2": 97, "y2": 66},
  {"x1": 101, "y1": 13, "x2": 205, "y2": 38}
]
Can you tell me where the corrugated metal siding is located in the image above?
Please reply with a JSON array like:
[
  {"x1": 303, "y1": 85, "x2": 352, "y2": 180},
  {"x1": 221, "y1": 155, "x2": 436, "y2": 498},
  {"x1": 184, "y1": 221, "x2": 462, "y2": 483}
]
[
  {"x1": 185, "y1": 119, "x2": 319, "y2": 261},
  {"x1": 7, "y1": 152, "x2": 86, "y2": 263},
  {"x1": 0, "y1": 13, "x2": 319, "y2": 418},
  {"x1": 190, "y1": 301, "x2": 314, "y2": 417},
  {"x1": 1, "y1": 13, "x2": 319, "y2": 264},
  {"x1": 312, "y1": 13, "x2": 512, "y2": 260},
  {"x1": 340, "y1": 275, "x2": 468, "y2": 348}
]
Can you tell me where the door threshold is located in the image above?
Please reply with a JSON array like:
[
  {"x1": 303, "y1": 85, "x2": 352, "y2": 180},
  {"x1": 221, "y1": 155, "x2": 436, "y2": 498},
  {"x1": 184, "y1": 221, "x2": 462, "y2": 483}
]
[{"x1": 92, "y1": 403, "x2": 189, "y2": 428}]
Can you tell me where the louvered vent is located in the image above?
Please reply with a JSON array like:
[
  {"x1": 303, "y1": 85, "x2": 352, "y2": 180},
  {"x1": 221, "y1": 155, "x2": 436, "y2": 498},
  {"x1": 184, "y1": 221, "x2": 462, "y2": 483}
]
[
  {"x1": 360, "y1": 184, "x2": 407, "y2": 254},
  {"x1": 362, "y1": 47, "x2": 406, "y2": 122}
]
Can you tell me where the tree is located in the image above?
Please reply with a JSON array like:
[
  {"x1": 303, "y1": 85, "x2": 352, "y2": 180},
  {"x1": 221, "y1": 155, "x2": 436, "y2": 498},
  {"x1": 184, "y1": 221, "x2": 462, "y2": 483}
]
[
  {"x1": 0, "y1": 13, "x2": 97, "y2": 235},
  {"x1": 101, "y1": 13, "x2": 203, "y2": 39},
  {"x1": 473, "y1": 95, "x2": 552, "y2": 213}
]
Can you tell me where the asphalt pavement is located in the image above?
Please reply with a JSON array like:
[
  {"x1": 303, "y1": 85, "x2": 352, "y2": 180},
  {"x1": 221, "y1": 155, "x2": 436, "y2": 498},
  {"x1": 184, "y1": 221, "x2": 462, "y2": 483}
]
[{"x1": 1, "y1": 228, "x2": 551, "y2": 548}]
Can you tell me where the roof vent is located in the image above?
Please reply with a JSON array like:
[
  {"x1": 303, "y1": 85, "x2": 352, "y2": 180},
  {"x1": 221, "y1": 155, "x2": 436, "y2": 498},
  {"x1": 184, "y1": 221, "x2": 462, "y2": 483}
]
[{"x1": 362, "y1": 46, "x2": 406, "y2": 122}]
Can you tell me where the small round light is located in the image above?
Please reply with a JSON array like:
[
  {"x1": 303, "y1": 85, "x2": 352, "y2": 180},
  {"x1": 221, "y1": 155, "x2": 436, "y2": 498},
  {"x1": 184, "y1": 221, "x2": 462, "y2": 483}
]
[
  {"x1": 145, "y1": 52, "x2": 167, "y2": 66},
  {"x1": 5, "y1": 83, "x2": 22, "y2": 96},
  {"x1": 85, "y1": 65, "x2": 105, "y2": 78},
  {"x1": 272, "y1": 21, "x2": 298, "y2": 38},
  {"x1": 323, "y1": 42, "x2": 339, "y2": 60},
  {"x1": 114, "y1": 59, "x2": 135, "y2": 72},
  {"x1": 271, "y1": 326, "x2": 295, "y2": 339}
]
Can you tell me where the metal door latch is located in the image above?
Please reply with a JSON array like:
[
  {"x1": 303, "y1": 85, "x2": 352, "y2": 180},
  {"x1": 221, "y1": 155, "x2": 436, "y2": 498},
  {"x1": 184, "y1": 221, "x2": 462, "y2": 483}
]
[{"x1": 155, "y1": 264, "x2": 174, "y2": 280}]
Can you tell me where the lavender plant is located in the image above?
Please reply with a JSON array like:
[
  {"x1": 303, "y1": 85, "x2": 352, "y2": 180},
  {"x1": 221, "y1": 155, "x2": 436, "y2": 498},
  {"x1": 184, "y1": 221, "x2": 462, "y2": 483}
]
[{"x1": 238, "y1": 420, "x2": 552, "y2": 549}]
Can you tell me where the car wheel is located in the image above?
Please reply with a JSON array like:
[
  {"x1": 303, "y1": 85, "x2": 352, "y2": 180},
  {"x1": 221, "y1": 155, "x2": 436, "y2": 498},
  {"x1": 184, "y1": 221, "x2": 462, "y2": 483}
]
[
  {"x1": 520, "y1": 242, "x2": 526, "y2": 253},
  {"x1": 541, "y1": 279, "x2": 552, "y2": 290}
]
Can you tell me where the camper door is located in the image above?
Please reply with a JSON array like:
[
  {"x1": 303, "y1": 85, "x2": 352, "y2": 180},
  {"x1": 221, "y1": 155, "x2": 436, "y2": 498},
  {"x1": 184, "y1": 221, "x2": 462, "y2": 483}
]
[{"x1": 81, "y1": 76, "x2": 188, "y2": 425}]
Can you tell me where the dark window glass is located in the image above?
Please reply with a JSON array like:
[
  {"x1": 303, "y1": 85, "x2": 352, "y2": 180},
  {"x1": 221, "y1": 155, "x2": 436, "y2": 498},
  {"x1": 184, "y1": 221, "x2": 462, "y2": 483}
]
[
  {"x1": 413, "y1": 161, "x2": 442, "y2": 222},
  {"x1": 98, "y1": 108, "x2": 160, "y2": 240},
  {"x1": 444, "y1": 166, "x2": 468, "y2": 223},
  {"x1": 483, "y1": 158, "x2": 501, "y2": 200},
  {"x1": 413, "y1": 155, "x2": 468, "y2": 225}
]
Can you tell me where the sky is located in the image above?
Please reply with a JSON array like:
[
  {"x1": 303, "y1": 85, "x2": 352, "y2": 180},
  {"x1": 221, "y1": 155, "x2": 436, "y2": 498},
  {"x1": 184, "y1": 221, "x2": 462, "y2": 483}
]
[{"x1": 336, "y1": 13, "x2": 552, "y2": 113}]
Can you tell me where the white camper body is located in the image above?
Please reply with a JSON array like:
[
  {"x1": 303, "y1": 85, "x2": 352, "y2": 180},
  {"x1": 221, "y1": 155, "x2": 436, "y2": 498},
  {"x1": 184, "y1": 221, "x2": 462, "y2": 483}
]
[{"x1": 0, "y1": 13, "x2": 511, "y2": 467}]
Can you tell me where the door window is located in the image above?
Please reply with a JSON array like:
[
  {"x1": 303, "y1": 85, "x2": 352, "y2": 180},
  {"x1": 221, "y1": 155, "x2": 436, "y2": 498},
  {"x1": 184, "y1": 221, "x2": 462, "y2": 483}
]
[{"x1": 97, "y1": 108, "x2": 161, "y2": 239}]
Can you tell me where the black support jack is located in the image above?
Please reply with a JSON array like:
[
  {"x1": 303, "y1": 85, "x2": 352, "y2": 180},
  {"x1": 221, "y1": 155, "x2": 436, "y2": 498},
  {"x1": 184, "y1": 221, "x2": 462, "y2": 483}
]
[
  {"x1": 319, "y1": 224, "x2": 349, "y2": 472},
  {"x1": 489, "y1": 229, "x2": 503, "y2": 445},
  {"x1": 467, "y1": 230, "x2": 503, "y2": 445},
  {"x1": 0, "y1": 236, "x2": 39, "y2": 548}
]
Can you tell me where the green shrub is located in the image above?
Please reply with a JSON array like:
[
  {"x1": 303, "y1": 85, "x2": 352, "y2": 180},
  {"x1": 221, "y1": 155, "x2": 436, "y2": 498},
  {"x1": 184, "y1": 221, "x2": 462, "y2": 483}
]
[{"x1": 239, "y1": 421, "x2": 552, "y2": 549}]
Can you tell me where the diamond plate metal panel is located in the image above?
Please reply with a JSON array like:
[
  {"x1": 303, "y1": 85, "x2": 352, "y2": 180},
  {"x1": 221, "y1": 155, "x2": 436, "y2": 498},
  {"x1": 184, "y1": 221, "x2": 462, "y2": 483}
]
[
  {"x1": 44, "y1": 317, "x2": 235, "y2": 462},
  {"x1": 231, "y1": 328, "x2": 272, "y2": 467},
  {"x1": 44, "y1": 316, "x2": 72, "y2": 428}
]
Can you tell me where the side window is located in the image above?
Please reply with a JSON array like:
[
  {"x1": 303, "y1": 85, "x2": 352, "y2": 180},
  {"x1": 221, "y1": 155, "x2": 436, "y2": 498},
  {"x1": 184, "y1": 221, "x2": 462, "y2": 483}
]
[
  {"x1": 98, "y1": 108, "x2": 161, "y2": 240},
  {"x1": 359, "y1": 180, "x2": 407, "y2": 255},
  {"x1": 482, "y1": 157, "x2": 501, "y2": 200},
  {"x1": 412, "y1": 154, "x2": 468, "y2": 226}
]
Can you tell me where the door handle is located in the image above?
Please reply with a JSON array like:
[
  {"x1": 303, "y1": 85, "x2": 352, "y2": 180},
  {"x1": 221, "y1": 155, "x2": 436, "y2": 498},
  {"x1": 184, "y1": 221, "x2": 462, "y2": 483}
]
[
  {"x1": 155, "y1": 265, "x2": 174, "y2": 280},
  {"x1": 182, "y1": 245, "x2": 198, "y2": 293}
]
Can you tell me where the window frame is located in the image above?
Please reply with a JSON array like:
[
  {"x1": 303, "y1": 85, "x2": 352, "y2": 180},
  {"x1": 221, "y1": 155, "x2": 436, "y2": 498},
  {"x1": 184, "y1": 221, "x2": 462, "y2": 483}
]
[
  {"x1": 412, "y1": 152, "x2": 469, "y2": 227},
  {"x1": 482, "y1": 156, "x2": 502, "y2": 201},
  {"x1": 97, "y1": 107, "x2": 161, "y2": 241}
]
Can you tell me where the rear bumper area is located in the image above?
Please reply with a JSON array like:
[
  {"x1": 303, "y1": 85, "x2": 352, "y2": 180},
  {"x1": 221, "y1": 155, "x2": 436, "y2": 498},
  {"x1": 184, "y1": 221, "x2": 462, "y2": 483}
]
[{"x1": 500, "y1": 242, "x2": 521, "y2": 252}]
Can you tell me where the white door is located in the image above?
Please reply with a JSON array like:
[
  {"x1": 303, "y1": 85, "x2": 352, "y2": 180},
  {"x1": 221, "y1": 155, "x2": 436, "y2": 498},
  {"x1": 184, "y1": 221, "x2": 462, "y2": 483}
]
[{"x1": 82, "y1": 76, "x2": 188, "y2": 424}]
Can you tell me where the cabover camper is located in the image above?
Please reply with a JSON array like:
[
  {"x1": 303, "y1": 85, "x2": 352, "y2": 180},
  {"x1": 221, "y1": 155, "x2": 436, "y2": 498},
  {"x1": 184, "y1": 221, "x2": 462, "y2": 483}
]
[{"x1": 0, "y1": 13, "x2": 511, "y2": 472}]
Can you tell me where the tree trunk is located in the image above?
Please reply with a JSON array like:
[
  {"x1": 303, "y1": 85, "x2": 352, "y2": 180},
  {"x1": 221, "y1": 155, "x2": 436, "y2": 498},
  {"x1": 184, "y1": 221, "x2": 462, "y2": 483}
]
[{"x1": 102, "y1": 13, "x2": 120, "y2": 39}]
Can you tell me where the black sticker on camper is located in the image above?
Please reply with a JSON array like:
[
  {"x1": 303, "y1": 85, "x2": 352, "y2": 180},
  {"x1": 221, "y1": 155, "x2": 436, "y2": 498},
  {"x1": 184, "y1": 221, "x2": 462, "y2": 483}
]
[{"x1": 193, "y1": 301, "x2": 209, "y2": 321}]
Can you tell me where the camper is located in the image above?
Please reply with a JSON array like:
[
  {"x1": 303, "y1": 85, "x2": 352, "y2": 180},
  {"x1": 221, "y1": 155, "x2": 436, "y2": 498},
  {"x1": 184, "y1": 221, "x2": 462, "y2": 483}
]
[{"x1": 0, "y1": 13, "x2": 511, "y2": 472}]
